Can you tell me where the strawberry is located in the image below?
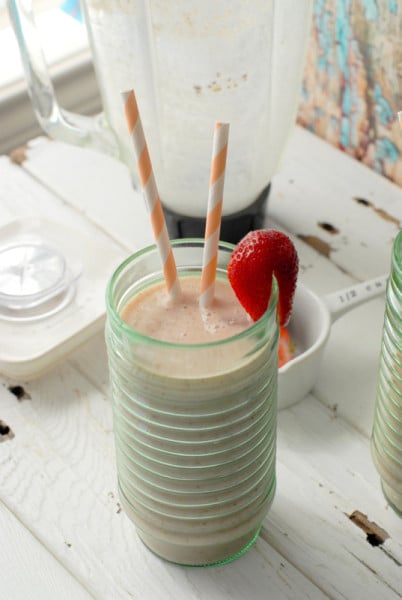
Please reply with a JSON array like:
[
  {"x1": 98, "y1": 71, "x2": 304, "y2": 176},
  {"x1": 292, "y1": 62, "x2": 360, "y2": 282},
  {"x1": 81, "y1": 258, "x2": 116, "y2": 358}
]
[
  {"x1": 228, "y1": 229, "x2": 298, "y2": 325},
  {"x1": 278, "y1": 326, "x2": 296, "y2": 367}
]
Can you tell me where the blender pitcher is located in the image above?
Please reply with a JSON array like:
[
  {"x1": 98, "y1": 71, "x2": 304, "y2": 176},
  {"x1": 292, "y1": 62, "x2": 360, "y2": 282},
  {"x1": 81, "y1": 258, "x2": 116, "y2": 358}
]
[{"x1": 7, "y1": 0, "x2": 313, "y2": 242}]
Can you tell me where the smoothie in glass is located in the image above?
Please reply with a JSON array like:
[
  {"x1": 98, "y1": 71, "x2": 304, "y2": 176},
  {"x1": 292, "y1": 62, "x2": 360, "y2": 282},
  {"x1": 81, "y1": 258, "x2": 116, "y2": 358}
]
[
  {"x1": 371, "y1": 230, "x2": 402, "y2": 515},
  {"x1": 105, "y1": 239, "x2": 279, "y2": 565}
]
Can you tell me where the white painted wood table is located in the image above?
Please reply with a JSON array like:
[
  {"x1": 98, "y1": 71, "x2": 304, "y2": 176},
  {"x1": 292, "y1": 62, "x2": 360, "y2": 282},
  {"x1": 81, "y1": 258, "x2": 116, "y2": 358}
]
[{"x1": 0, "y1": 126, "x2": 401, "y2": 599}]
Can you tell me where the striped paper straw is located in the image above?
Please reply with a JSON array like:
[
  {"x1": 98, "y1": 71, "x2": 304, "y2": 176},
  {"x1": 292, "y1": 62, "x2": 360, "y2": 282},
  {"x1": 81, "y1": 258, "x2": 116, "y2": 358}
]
[
  {"x1": 398, "y1": 111, "x2": 402, "y2": 129},
  {"x1": 122, "y1": 90, "x2": 180, "y2": 299},
  {"x1": 200, "y1": 122, "x2": 230, "y2": 308}
]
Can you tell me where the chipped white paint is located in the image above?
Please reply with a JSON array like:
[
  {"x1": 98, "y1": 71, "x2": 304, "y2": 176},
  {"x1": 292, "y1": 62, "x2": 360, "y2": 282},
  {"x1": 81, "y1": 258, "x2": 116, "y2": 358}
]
[{"x1": 1, "y1": 127, "x2": 402, "y2": 599}]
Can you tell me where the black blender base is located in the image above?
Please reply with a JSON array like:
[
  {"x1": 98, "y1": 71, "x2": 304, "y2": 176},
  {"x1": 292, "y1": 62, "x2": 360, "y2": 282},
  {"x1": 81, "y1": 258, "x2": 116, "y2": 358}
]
[{"x1": 163, "y1": 184, "x2": 270, "y2": 245}]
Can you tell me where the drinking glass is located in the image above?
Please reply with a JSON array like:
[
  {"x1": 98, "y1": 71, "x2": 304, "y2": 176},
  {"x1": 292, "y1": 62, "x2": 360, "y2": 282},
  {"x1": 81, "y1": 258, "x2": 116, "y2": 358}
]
[
  {"x1": 371, "y1": 231, "x2": 402, "y2": 516},
  {"x1": 105, "y1": 239, "x2": 279, "y2": 565}
]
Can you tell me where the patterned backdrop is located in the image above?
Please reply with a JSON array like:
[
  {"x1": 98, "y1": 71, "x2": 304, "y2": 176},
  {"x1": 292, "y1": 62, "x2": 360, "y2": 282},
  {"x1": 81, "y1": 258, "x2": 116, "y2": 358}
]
[{"x1": 298, "y1": 0, "x2": 402, "y2": 187}]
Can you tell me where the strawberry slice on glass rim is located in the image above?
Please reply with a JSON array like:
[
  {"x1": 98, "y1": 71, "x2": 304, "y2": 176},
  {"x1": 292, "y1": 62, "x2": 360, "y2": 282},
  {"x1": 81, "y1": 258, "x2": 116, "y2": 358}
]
[
  {"x1": 228, "y1": 229, "x2": 299, "y2": 325},
  {"x1": 228, "y1": 229, "x2": 299, "y2": 366}
]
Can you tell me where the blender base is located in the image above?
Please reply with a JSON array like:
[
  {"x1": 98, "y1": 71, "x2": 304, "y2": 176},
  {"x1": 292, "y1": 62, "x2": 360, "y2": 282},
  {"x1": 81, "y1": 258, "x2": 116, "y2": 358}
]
[{"x1": 163, "y1": 184, "x2": 270, "y2": 244}]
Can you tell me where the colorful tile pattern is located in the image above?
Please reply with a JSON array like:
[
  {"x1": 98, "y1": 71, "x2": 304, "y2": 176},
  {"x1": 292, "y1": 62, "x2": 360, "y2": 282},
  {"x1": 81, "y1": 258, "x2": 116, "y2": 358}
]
[{"x1": 298, "y1": 0, "x2": 402, "y2": 186}]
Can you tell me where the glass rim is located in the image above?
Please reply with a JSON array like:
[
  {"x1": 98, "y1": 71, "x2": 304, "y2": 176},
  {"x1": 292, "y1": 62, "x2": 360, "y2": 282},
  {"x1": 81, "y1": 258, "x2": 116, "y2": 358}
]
[{"x1": 106, "y1": 238, "x2": 279, "y2": 349}]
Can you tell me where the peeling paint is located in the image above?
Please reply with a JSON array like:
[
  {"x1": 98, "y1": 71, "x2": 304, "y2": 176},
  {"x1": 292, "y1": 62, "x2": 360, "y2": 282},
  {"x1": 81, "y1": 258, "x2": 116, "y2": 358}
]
[
  {"x1": 10, "y1": 145, "x2": 28, "y2": 165},
  {"x1": 298, "y1": 234, "x2": 332, "y2": 257},
  {"x1": 353, "y1": 196, "x2": 401, "y2": 226},
  {"x1": 0, "y1": 420, "x2": 15, "y2": 442},
  {"x1": 8, "y1": 385, "x2": 31, "y2": 401},
  {"x1": 347, "y1": 509, "x2": 389, "y2": 546},
  {"x1": 318, "y1": 221, "x2": 340, "y2": 234},
  {"x1": 372, "y1": 205, "x2": 401, "y2": 226}
]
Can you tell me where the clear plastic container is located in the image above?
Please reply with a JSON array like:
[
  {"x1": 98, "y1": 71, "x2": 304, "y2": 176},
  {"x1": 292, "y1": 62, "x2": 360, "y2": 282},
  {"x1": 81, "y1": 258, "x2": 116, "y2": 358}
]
[{"x1": 0, "y1": 217, "x2": 126, "y2": 379}]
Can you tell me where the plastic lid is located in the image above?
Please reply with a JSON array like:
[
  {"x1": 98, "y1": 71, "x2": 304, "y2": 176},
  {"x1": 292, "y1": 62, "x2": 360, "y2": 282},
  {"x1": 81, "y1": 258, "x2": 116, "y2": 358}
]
[{"x1": 0, "y1": 242, "x2": 77, "y2": 321}]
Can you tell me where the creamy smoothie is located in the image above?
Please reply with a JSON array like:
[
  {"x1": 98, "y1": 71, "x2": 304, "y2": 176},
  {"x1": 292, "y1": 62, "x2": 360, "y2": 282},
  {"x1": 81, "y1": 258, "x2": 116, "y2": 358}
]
[
  {"x1": 121, "y1": 276, "x2": 252, "y2": 343},
  {"x1": 105, "y1": 241, "x2": 278, "y2": 565}
]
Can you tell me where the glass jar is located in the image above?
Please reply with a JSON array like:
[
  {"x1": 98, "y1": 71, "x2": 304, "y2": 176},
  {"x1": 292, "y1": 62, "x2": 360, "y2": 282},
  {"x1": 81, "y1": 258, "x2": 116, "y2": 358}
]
[
  {"x1": 105, "y1": 239, "x2": 279, "y2": 565},
  {"x1": 371, "y1": 231, "x2": 402, "y2": 516}
]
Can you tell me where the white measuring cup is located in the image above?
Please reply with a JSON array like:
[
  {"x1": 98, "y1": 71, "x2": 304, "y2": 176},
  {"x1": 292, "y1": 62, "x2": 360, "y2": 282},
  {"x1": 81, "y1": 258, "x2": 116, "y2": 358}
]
[{"x1": 278, "y1": 274, "x2": 388, "y2": 410}]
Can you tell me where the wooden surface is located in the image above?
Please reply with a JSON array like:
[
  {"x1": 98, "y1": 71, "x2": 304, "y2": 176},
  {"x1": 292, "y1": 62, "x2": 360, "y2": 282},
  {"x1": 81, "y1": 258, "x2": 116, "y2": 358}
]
[{"x1": 0, "y1": 126, "x2": 402, "y2": 599}]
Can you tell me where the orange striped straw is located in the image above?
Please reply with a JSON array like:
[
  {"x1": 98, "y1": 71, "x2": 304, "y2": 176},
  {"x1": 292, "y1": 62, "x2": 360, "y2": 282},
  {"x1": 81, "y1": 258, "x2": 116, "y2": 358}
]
[
  {"x1": 200, "y1": 122, "x2": 230, "y2": 308},
  {"x1": 398, "y1": 112, "x2": 402, "y2": 129},
  {"x1": 122, "y1": 90, "x2": 180, "y2": 300}
]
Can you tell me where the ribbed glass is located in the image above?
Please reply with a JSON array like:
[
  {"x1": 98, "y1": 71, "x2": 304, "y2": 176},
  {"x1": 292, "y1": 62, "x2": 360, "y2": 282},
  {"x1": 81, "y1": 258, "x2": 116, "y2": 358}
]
[
  {"x1": 105, "y1": 239, "x2": 279, "y2": 565},
  {"x1": 371, "y1": 230, "x2": 402, "y2": 516}
]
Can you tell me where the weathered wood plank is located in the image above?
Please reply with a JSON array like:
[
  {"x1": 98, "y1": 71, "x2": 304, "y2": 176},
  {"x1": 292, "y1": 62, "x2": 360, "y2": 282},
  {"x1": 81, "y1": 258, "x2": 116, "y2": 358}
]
[
  {"x1": 3, "y1": 353, "x2": 402, "y2": 599},
  {"x1": 0, "y1": 369, "x2": 326, "y2": 600},
  {"x1": 17, "y1": 138, "x2": 153, "y2": 252},
  {"x1": 313, "y1": 297, "x2": 386, "y2": 438},
  {"x1": 18, "y1": 127, "x2": 402, "y2": 284},
  {"x1": 268, "y1": 127, "x2": 402, "y2": 281},
  {"x1": 265, "y1": 397, "x2": 402, "y2": 600},
  {"x1": 0, "y1": 502, "x2": 94, "y2": 600}
]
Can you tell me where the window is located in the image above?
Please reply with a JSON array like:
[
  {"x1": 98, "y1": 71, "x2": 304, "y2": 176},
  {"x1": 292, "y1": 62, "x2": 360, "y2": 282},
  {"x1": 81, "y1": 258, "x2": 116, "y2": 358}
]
[{"x1": 0, "y1": 0, "x2": 100, "y2": 154}]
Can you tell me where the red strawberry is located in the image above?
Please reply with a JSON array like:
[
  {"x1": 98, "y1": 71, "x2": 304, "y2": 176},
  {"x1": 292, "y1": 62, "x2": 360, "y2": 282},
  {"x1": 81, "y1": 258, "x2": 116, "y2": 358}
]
[
  {"x1": 278, "y1": 326, "x2": 296, "y2": 367},
  {"x1": 228, "y1": 229, "x2": 298, "y2": 324}
]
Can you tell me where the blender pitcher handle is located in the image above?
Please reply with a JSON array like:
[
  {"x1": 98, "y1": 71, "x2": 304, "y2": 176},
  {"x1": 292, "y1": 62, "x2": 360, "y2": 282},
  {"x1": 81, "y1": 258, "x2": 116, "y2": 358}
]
[{"x1": 7, "y1": 0, "x2": 119, "y2": 155}]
